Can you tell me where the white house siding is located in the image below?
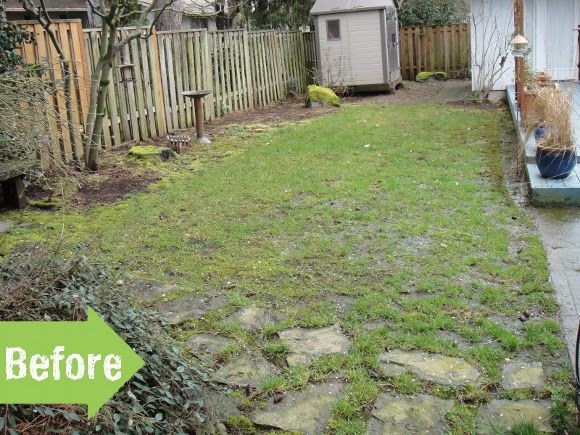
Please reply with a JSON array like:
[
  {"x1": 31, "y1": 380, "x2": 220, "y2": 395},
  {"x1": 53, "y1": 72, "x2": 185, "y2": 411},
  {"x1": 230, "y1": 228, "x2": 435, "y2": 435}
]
[
  {"x1": 470, "y1": 0, "x2": 515, "y2": 91},
  {"x1": 317, "y1": 10, "x2": 385, "y2": 86},
  {"x1": 471, "y1": 0, "x2": 580, "y2": 91},
  {"x1": 525, "y1": 0, "x2": 580, "y2": 81}
]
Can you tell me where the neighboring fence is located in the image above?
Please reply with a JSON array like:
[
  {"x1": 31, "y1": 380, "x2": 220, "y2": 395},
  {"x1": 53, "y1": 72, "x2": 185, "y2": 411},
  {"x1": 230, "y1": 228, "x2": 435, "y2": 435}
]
[
  {"x1": 399, "y1": 24, "x2": 470, "y2": 81},
  {"x1": 14, "y1": 20, "x2": 316, "y2": 163}
]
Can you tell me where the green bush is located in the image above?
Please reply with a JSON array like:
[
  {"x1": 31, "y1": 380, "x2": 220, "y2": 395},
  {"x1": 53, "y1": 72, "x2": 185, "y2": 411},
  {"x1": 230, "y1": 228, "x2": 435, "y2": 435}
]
[{"x1": 0, "y1": 247, "x2": 207, "y2": 433}]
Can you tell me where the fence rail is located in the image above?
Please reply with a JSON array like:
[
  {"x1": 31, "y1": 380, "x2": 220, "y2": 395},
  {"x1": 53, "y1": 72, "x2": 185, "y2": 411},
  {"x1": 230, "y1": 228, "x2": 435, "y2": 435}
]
[
  {"x1": 399, "y1": 24, "x2": 470, "y2": 81},
  {"x1": 14, "y1": 20, "x2": 316, "y2": 163}
]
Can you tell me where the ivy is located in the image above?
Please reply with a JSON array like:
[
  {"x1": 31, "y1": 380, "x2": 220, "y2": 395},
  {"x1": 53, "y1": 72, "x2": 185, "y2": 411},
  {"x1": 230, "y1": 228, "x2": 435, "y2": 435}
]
[
  {"x1": 0, "y1": 248, "x2": 207, "y2": 434},
  {"x1": 0, "y1": 0, "x2": 33, "y2": 73}
]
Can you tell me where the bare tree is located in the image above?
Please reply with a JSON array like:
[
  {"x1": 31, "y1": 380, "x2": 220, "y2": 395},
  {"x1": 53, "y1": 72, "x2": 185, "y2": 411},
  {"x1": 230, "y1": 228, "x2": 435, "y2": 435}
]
[
  {"x1": 470, "y1": 6, "x2": 513, "y2": 100},
  {"x1": 84, "y1": 0, "x2": 174, "y2": 170}
]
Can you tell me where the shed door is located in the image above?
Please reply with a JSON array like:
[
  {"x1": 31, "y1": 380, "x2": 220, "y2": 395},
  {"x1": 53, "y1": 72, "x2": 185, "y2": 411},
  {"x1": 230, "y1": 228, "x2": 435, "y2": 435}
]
[{"x1": 386, "y1": 7, "x2": 401, "y2": 82}]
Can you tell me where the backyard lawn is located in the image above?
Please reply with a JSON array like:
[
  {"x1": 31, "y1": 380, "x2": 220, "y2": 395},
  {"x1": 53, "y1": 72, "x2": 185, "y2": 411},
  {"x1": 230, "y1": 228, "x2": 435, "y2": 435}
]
[{"x1": 3, "y1": 102, "x2": 577, "y2": 433}]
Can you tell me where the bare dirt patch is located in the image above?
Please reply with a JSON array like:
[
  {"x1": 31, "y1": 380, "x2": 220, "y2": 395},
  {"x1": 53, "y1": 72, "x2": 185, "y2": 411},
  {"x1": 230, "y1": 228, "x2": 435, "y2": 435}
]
[
  {"x1": 25, "y1": 164, "x2": 159, "y2": 208},
  {"x1": 205, "y1": 96, "x2": 339, "y2": 136},
  {"x1": 75, "y1": 166, "x2": 159, "y2": 206}
]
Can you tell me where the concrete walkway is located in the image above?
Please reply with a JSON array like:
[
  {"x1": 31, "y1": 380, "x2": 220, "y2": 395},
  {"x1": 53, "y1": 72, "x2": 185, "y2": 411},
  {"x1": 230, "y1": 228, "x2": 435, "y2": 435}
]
[{"x1": 533, "y1": 208, "x2": 580, "y2": 363}]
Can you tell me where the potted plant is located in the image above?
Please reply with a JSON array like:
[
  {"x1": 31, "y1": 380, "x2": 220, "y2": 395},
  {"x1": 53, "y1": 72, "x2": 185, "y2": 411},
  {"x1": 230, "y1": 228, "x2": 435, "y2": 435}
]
[{"x1": 533, "y1": 86, "x2": 577, "y2": 179}]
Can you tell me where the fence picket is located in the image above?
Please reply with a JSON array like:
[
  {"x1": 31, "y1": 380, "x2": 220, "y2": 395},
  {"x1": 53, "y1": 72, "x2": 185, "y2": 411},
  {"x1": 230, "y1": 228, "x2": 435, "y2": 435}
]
[{"x1": 16, "y1": 21, "x2": 317, "y2": 164}]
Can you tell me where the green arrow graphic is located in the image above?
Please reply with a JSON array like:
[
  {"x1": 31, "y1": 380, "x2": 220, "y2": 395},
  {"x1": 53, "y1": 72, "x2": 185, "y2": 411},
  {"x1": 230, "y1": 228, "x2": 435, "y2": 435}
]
[{"x1": 0, "y1": 307, "x2": 144, "y2": 417}]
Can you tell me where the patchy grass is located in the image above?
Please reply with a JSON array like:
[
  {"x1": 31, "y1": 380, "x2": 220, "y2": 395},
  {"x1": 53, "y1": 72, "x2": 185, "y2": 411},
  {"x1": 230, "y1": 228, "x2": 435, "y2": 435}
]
[{"x1": 3, "y1": 102, "x2": 576, "y2": 432}]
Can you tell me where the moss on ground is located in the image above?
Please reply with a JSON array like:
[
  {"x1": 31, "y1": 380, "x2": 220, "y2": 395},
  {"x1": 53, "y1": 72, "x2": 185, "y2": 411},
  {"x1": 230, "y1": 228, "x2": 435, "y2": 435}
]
[{"x1": 4, "y1": 102, "x2": 578, "y2": 433}]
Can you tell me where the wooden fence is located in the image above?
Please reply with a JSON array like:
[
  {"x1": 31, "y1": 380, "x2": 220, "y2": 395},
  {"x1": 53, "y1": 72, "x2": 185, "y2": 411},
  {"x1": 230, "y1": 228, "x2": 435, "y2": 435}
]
[
  {"x1": 14, "y1": 20, "x2": 316, "y2": 163},
  {"x1": 399, "y1": 24, "x2": 470, "y2": 81}
]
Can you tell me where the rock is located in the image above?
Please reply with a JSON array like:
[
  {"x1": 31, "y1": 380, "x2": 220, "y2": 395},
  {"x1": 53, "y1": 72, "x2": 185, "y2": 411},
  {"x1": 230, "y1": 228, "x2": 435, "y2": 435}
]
[
  {"x1": 128, "y1": 145, "x2": 174, "y2": 160},
  {"x1": 378, "y1": 350, "x2": 484, "y2": 386},
  {"x1": 477, "y1": 400, "x2": 552, "y2": 433},
  {"x1": 0, "y1": 221, "x2": 14, "y2": 234},
  {"x1": 251, "y1": 383, "x2": 344, "y2": 433},
  {"x1": 305, "y1": 85, "x2": 340, "y2": 108},
  {"x1": 367, "y1": 393, "x2": 453, "y2": 434},
  {"x1": 278, "y1": 325, "x2": 350, "y2": 366},
  {"x1": 156, "y1": 292, "x2": 227, "y2": 325},
  {"x1": 127, "y1": 279, "x2": 178, "y2": 302},
  {"x1": 212, "y1": 353, "x2": 279, "y2": 387},
  {"x1": 225, "y1": 306, "x2": 284, "y2": 331},
  {"x1": 186, "y1": 334, "x2": 233, "y2": 361},
  {"x1": 502, "y1": 361, "x2": 544, "y2": 390}
]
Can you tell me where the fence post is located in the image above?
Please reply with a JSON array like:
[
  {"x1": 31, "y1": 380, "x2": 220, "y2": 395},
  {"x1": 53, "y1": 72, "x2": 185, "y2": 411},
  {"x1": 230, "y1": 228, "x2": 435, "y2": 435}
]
[
  {"x1": 149, "y1": 28, "x2": 167, "y2": 136},
  {"x1": 199, "y1": 30, "x2": 211, "y2": 120},
  {"x1": 242, "y1": 29, "x2": 254, "y2": 109}
]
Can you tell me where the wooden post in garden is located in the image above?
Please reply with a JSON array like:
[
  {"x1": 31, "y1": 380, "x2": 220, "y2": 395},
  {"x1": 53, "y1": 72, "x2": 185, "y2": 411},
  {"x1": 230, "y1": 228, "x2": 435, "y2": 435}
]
[{"x1": 514, "y1": 0, "x2": 525, "y2": 109}]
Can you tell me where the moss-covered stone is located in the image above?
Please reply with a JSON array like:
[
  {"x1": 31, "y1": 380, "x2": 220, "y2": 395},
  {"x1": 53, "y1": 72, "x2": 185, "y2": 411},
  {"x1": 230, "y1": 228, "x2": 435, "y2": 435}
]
[
  {"x1": 305, "y1": 85, "x2": 340, "y2": 108},
  {"x1": 28, "y1": 199, "x2": 61, "y2": 209},
  {"x1": 128, "y1": 145, "x2": 173, "y2": 160},
  {"x1": 416, "y1": 71, "x2": 448, "y2": 82}
]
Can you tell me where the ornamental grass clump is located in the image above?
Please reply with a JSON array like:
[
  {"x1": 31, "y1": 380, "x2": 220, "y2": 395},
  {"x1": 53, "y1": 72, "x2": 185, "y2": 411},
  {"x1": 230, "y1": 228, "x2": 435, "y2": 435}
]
[{"x1": 530, "y1": 86, "x2": 574, "y2": 153}]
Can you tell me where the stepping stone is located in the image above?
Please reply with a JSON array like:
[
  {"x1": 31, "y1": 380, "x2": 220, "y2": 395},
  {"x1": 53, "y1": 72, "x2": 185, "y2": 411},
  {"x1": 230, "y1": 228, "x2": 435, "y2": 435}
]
[
  {"x1": 502, "y1": 361, "x2": 544, "y2": 390},
  {"x1": 156, "y1": 292, "x2": 227, "y2": 325},
  {"x1": 127, "y1": 279, "x2": 178, "y2": 302},
  {"x1": 367, "y1": 393, "x2": 453, "y2": 434},
  {"x1": 225, "y1": 306, "x2": 284, "y2": 331},
  {"x1": 251, "y1": 383, "x2": 344, "y2": 433},
  {"x1": 477, "y1": 400, "x2": 552, "y2": 433},
  {"x1": 213, "y1": 353, "x2": 279, "y2": 388},
  {"x1": 378, "y1": 350, "x2": 484, "y2": 386},
  {"x1": 0, "y1": 221, "x2": 14, "y2": 234},
  {"x1": 186, "y1": 334, "x2": 233, "y2": 362},
  {"x1": 278, "y1": 325, "x2": 350, "y2": 366}
]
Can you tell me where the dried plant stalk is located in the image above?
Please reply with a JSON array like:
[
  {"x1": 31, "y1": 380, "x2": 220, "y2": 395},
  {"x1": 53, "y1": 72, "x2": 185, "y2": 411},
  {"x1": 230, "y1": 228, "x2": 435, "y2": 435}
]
[{"x1": 528, "y1": 86, "x2": 575, "y2": 153}]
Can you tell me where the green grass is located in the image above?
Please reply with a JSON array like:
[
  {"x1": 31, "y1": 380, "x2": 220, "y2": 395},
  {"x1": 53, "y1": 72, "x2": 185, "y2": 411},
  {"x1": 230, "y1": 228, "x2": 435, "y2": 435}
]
[{"x1": 3, "y1": 102, "x2": 576, "y2": 432}]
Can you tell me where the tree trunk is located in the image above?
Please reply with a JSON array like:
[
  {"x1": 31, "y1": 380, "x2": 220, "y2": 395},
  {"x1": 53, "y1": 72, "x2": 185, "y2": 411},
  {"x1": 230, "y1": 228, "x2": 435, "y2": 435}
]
[{"x1": 85, "y1": 24, "x2": 116, "y2": 171}]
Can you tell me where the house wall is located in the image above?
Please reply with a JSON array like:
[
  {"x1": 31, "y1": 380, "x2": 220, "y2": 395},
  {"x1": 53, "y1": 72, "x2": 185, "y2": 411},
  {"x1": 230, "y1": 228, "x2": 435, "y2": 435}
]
[
  {"x1": 470, "y1": 0, "x2": 515, "y2": 92},
  {"x1": 316, "y1": 10, "x2": 385, "y2": 86},
  {"x1": 471, "y1": 0, "x2": 580, "y2": 92},
  {"x1": 525, "y1": 0, "x2": 580, "y2": 81}
]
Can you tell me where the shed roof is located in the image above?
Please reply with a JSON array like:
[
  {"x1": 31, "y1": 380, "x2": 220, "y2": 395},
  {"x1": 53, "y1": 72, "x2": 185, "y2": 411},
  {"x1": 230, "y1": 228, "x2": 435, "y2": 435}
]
[{"x1": 311, "y1": 0, "x2": 398, "y2": 15}]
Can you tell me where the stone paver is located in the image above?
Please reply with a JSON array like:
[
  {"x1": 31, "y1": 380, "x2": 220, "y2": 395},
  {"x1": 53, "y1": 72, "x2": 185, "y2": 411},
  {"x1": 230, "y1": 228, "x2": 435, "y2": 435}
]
[
  {"x1": 378, "y1": 350, "x2": 484, "y2": 386},
  {"x1": 367, "y1": 393, "x2": 453, "y2": 434},
  {"x1": 127, "y1": 279, "x2": 178, "y2": 302},
  {"x1": 225, "y1": 306, "x2": 284, "y2": 331},
  {"x1": 251, "y1": 383, "x2": 344, "y2": 434},
  {"x1": 477, "y1": 400, "x2": 552, "y2": 433},
  {"x1": 502, "y1": 361, "x2": 544, "y2": 390},
  {"x1": 0, "y1": 221, "x2": 14, "y2": 234},
  {"x1": 212, "y1": 353, "x2": 279, "y2": 387},
  {"x1": 186, "y1": 334, "x2": 233, "y2": 362},
  {"x1": 533, "y1": 208, "x2": 580, "y2": 362},
  {"x1": 156, "y1": 292, "x2": 227, "y2": 325},
  {"x1": 278, "y1": 325, "x2": 350, "y2": 366}
]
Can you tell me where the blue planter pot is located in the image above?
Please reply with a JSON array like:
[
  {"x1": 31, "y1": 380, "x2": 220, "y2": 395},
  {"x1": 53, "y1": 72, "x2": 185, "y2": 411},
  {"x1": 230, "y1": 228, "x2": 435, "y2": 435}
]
[
  {"x1": 534, "y1": 126, "x2": 546, "y2": 141},
  {"x1": 535, "y1": 147, "x2": 577, "y2": 179}
]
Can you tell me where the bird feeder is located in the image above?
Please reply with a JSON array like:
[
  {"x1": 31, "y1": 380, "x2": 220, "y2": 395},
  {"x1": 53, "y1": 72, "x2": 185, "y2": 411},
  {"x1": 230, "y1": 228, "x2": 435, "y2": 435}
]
[
  {"x1": 118, "y1": 64, "x2": 135, "y2": 83},
  {"x1": 510, "y1": 34, "x2": 530, "y2": 58}
]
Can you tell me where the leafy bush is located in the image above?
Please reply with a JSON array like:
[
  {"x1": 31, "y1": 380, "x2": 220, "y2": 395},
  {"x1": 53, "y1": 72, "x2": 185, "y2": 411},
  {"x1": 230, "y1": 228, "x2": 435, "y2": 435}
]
[
  {"x1": 399, "y1": 0, "x2": 469, "y2": 27},
  {"x1": 0, "y1": 246, "x2": 207, "y2": 434}
]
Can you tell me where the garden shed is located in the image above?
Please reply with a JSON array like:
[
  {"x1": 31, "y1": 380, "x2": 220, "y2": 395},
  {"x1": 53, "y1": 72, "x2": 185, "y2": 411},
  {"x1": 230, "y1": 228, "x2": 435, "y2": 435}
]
[{"x1": 310, "y1": 0, "x2": 402, "y2": 91}]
